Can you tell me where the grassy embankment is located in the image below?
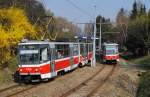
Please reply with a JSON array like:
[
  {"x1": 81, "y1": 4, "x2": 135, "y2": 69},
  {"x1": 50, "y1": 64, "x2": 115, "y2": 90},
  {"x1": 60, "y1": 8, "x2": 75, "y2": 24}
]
[
  {"x1": 0, "y1": 57, "x2": 18, "y2": 83},
  {"x1": 132, "y1": 55, "x2": 150, "y2": 66},
  {"x1": 134, "y1": 55, "x2": 150, "y2": 97}
]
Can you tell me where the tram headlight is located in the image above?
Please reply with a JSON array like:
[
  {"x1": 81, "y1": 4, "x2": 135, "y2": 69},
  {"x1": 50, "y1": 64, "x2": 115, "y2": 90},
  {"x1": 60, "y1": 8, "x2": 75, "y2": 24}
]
[
  {"x1": 35, "y1": 68, "x2": 39, "y2": 72},
  {"x1": 19, "y1": 69, "x2": 22, "y2": 72}
]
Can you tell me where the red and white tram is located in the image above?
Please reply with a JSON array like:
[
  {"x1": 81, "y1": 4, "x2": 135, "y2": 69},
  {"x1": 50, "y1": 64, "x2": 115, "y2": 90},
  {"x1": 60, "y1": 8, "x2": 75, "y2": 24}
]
[
  {"x1": 101, "y1": 43, "x2": 119, "y2": 64},
  {"x1": 16, "y1": 40, "x2": 93, "y2": 82}
]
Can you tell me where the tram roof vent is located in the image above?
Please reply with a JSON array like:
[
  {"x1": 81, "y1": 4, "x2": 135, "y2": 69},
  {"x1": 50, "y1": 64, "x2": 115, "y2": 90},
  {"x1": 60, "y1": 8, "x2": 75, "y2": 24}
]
[
  {"x1": 21, "y1": 39, "x2": 28, "y2": 43},
  {"x1": 44, "y1": 39, "x2": 49, "y2": 42}
]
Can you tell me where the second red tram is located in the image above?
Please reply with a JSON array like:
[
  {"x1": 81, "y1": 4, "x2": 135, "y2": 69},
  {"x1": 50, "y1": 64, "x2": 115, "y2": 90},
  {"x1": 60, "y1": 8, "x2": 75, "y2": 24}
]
[{"x1": 101, "y1": 43, "x2": 119, "y2": 64}]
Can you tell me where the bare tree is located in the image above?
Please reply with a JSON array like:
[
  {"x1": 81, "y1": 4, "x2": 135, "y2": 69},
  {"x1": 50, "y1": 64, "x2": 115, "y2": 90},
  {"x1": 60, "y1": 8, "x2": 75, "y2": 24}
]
[{"x1": 116, "y1": 8, "x2": 129, "y2": 44}]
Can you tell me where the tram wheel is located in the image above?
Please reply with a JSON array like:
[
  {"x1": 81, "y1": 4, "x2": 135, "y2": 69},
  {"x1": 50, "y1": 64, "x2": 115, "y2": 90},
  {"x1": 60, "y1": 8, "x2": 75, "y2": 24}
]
[
  {"x1": 13, "y1": 71, "x2": 21, "y2": 83},
  {"x1": 78, "y1": 63, "x2": 83, "y2": 68}
]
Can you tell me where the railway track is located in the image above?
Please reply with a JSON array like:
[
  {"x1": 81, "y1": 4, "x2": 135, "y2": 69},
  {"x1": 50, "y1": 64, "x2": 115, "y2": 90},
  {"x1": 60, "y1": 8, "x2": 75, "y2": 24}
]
[
  {"x1": 0, "y1": 84, "x2": 20, "y2": 93},
  {"x1": 0, "y1": 64, "x2": 117, "y2": 97},
  {"x1": 87, "y1": 65, "x2": 116, "y2": 97},
  {"x1": 60, "y1": 64, "x2": 117, "y2": 97},
  {"x1": 0, "y1": 66, "x2": 105, "y2": 97},
  {"x1": 0, "y1": 83, "x2": 39, "y2": 97}
]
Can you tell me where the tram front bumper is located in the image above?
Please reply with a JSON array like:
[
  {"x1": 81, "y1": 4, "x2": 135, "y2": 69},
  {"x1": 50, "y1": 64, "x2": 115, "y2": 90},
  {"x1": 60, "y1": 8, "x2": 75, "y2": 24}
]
[{"x1": 19, "y1": 73, "x2": 41, "y2": 82}]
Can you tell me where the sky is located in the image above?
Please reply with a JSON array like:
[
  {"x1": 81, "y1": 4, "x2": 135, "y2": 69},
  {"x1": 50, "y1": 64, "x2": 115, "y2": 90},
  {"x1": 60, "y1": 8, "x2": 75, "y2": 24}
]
[{"x1": 41, "y1": 0, "x2": 150, "y2": 23}]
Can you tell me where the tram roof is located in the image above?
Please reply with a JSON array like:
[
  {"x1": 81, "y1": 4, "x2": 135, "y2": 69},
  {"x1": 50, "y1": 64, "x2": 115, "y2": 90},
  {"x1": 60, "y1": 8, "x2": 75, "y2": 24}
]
[
  {"x1": 19, "y1": 40, "x2": 92, "y2": 45},
  {"x1": 103, "y1": 43, "x2": 118, "y2": 46}
]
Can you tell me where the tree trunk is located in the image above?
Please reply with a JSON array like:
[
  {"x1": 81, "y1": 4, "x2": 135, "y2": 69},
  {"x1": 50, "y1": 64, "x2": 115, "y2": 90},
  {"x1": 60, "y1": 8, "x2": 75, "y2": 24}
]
[{"x1": 148, "y1": 48, "x2": 150, "y2": 55}]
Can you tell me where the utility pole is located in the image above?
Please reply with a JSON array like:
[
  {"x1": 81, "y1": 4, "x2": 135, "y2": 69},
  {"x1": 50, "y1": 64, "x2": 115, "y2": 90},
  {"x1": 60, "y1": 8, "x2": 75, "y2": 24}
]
[
  {"x1": 74, "y1": 21, "x2": 96, "y2": 67},
  {"x1": 99, "y1": 18, "x2": 102, "y2": 53},
  {"x1": 147, "y1": 12, "x2": 150, "y2": 55},
  {"x1": 92, "y1": 5, "x2": 96, "y2": 67}
]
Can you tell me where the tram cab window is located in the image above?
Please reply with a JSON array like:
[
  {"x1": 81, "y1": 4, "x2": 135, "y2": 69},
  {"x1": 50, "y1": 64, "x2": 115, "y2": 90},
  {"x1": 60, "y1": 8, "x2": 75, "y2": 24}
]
[
  {"x1": 40, "y1": 44, "x2": 49, "y2": 62},
  {"x1": 56, "y1": 44, "x2": 69, "y2": 59},
  {"x1": 19, "y1": 44, "x2": 39, "y2": 64}
]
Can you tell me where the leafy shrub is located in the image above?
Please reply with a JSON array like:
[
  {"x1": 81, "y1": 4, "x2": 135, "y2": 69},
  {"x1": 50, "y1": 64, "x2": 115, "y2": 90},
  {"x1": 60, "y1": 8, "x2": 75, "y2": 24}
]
[
  {"x1": 137, "y1": 71, "x2": 150, "y2": 97},
  {"x1": 0, "y1": 7, "x2": 37, "y2": 67}
]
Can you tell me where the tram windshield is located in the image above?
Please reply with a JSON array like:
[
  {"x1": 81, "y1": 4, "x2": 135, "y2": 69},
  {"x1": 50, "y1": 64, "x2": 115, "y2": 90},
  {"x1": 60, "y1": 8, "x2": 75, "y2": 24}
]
[
  {"x1": 105, "y1": 45, "x2": 118, "y2": 55},
  {"x1": 19, "y1": 44, "x2": 50, "y2": 65},
  {"x1": 106, "y1": 49, "x2": 116, "y2": 55},
  {"x1": 19, "y1": 44, "x2": 40, "y2": 64}
]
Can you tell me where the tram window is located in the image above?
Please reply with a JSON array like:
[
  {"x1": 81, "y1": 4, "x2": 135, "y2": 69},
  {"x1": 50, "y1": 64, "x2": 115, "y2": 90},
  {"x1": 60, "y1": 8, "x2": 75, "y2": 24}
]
[
  {"x1": 80, "y1": 44, "x2": 84, "y2": 55},
  {"x1": 116, "y1": 45, "x2": 118, "y2": 53},
  {"x1": 105, "y1": 45, "x2": 119, "y2": 55},
  {"x1": 40, "y1": 44, "x2": 49, "y2": 62},
  {"x1": 56, "y1": 44, "x2": 69, "y2": 59},
  {"x1": 73, "y1": 44, "x2": 78, "y2": 56},
  {"x1": 106, "y1": 50, "x2": 115, "y2": 55},
  {"x1": 89, "y1": 44, "x2": 93, "y2": 52},
  {"x1": 80, "y1": 44, "x2": 87, "y2": 57},
  {"x1": 84, "y1": 44, "x2": 87, "y2": 55},
  {"x1": 19, "y1": 44, "x2": 39, "y2": 50},
  {"x1": 86, "y1": 44, "x2": 88, "y2": 52}
]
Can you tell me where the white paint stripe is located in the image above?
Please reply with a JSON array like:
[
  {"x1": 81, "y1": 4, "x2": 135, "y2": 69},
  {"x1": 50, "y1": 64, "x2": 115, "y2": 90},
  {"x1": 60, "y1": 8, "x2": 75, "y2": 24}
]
[
  {"x1": 20, "y1": 72, "x2": 57, "y2": 79},
  {"x1": 106, "y1": 54, "x2": 119, "y2": 56},
  {"x1": 117, "y1": 59, "x2": 120, "y2": 61},
  {"x1": 20, "y1": 50, "x2": 38, "y2": 54},
  {"x1": 20, "y1": 73, "x2": 40, "y2": 75},
  {"x1": 56, "y1": 66, "x2": 71, "y2": 72},
  {"x1": 56, "y1": 64, "x2": 78, "y2": 74},
  {"x1": 19, "y1": 61, "x2": 50, "y2": 67},
  {"x1": 64, "y1": 66, "x2": 71, "y2": 72},
  {"x1": 73, "y1": 55, "x2": 79, "y2": 58},
  {"x1": 55, "y1": 57, "x2": 70, "y2": 62},
  {"x1": 71, "y1": 64, "x2": 78, "y2": 70},
  {"x1": 41, "y1": 72, "x2": 52, "y2": 79},
  {"x1": 19, "y1": 55, "x2": 79, "y2": 68}
]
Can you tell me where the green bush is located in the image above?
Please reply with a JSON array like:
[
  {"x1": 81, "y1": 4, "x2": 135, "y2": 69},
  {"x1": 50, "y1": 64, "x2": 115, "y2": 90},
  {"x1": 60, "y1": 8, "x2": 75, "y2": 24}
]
[
  {"x1": 137, "y1": 71, "x2": 150, "y2": 97},
  {"x1": 0, "y1": 57, "x2": 18, "y2": 83},
  {"x1": 7, "y1": 56, "x2": 18, "y2": 72},
  {"x1": 135, "y1": 56, "x2": 150, "y2": 65}
]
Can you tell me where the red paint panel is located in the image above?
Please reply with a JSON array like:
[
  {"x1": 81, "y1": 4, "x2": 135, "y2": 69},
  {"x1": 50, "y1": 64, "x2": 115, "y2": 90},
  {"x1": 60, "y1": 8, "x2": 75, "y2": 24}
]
[
  {"x1": 80, "y1": 56, "x2": 83, "y2": 62},
  {"x1": 40, "y1": 64, "x2": 51, "y2": 74},
  {"x1": 116, "y1": 55, "x2": 119, "y2": 59},
  {"x1": 88, "y1": 52, "x2": 93, "y2": 60},
  {"x1": 81, "y1": 56, "x2": 86, "y2": 61},
  {"x1": 73, "y1": 57, "x2": 79, "y2": 64},
  {"x1": 19, "y1": 67, "x2": 38, "y2": 74},
  {"x1": 55, "y1": 59, "x2": 70, "y2": 71},
  {"x1": 105, "y1": 55, "x2": 119, "y2": 60},
  {"x1": 19, "y1": 64, "x2": 51, "y2": 74}
]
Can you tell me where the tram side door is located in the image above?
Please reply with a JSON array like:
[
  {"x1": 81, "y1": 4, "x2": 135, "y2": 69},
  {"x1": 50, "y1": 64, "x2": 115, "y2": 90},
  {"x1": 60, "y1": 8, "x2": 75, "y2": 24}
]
[
  {"x1": 50, "y1": 44, "x2": 56, "y2": 77},
  {"x1": 83, "y1": 44, "x2": 88, "y2": 62},
  {"x1": 69, "y1": 44, "x2": 74, "y2": 69}
]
